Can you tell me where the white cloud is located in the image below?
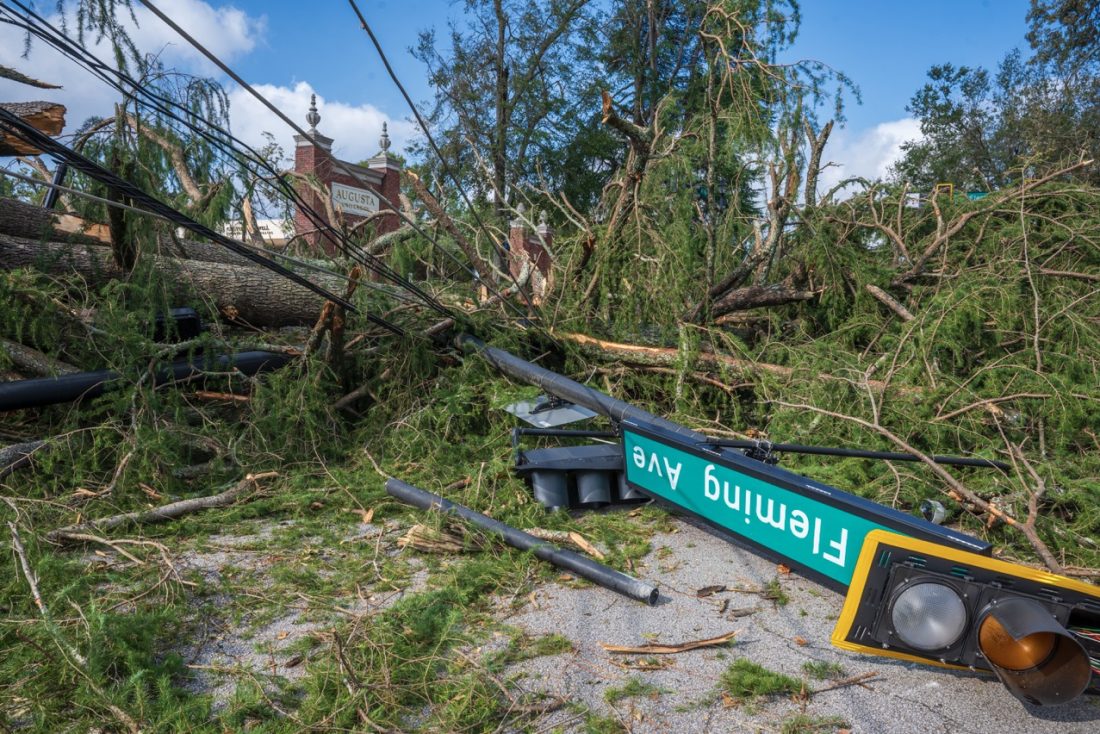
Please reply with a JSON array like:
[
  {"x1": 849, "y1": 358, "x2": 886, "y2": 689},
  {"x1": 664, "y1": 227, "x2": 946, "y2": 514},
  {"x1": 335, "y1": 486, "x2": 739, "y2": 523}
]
[
  {"x1": 0, "y1": 0, "x2": 264, "y2": 133},
  {"x1": 226, "y1": 81, "x2": 416, "y2": 166},
  {"x1": 817, "y1": 118, "x2": 923, "y2": 198}
]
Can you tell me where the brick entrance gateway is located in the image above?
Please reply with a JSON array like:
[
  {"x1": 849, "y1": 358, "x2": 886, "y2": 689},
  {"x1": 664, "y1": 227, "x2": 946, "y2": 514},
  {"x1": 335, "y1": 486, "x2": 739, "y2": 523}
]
[
  {"x1": 292, "y1": 95, "x2": 401, "y2": 255},
  {"x1": 291, "y1": 96, "x2": 553, "y2": 300}
]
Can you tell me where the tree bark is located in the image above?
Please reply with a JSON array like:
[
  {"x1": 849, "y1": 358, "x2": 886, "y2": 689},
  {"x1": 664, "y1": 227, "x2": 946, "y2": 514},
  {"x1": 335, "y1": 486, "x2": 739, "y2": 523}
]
[
  {"x1": 0, "y1": 439, "x2": 46, "y2": 479},
  {"x1": 0, "y1": 233, "x2": 336, "y2": 327},
  {"x1": 0, "y1": 197, "x2": 111, "y2": 244},
  {"x1": 0, "y1": 338, "x2": 79, "y2": 376},
  {"x1": 709, "y1": 283, "x2": 818, "y2": 318}
]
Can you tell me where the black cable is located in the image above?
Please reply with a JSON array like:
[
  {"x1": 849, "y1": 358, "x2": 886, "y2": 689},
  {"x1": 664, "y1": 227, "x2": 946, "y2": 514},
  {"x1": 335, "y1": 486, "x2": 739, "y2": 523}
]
[
  {"x1": 345, "y1": 0, "x2": 546, "y2": 320},
  {"x1": 0, "y1": 105, "x2": 359, "y2": 310},
  {"x1": 701, "y1": 438, "x2": 1011, "y2": 471},
  {"x1": 133, "y1": 0, "x2": 511, "y2": 321},
  {"x1": 0, "y1": 165, "x2": 417, "y2": 303},
  {"x1": 1, "y1": 1, "x2": 452, "y2": 321}
]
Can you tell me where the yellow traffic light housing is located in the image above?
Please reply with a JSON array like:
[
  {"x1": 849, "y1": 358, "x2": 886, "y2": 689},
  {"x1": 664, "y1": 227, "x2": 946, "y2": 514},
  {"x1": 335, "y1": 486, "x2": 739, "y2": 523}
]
[{"x1": 833, "y1": 529, "x2": 1100, "y2": 706}]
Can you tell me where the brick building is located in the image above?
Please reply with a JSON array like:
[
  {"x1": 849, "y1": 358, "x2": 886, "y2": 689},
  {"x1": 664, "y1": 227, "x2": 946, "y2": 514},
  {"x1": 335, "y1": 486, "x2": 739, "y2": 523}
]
[{"x1": 292, "y1": 95, "x2": 401, "y2": 255}]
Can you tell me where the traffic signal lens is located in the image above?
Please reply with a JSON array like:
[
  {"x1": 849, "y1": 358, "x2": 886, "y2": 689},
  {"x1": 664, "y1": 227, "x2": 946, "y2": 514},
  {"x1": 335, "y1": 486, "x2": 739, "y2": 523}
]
[
  {"x1": 891, "y1": 582, "x2": 968, "y2": 650},
  {"x1": 979, "y1": 615, "x2": 1056, "y2": 670}
]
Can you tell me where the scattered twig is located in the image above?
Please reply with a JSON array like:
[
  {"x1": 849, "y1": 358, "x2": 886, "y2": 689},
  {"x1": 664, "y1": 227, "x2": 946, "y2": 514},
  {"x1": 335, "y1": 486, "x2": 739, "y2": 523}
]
[
  {"x1": 809, "y1": 671, "x2": 879, "y2": 696},
  {"x1": 47, "y1": 471, "x2": 278, "y2": 542},
  {"x1": 599, "y1": 629, "x2": 738, "y2": 655},
  {"x1": 524, "y1": 528, "x2": 607, "y2": 559}
]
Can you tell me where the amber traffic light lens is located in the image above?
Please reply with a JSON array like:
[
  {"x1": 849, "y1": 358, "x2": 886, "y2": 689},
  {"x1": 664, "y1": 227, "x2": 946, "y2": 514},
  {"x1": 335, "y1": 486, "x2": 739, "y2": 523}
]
[{"x1": 979, "y1": 614, "x2": 1056, "y2": 670}]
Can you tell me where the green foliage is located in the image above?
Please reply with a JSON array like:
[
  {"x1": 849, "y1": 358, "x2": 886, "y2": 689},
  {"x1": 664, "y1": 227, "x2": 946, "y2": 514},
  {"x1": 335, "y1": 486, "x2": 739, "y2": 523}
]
[
  {"x1": 719, "y1": 659, "x2": 805, "y2": 703},
  {"x1": 604, "y1": 676, "x2": 667, "y2": 704},
  {"x1": 781, "y1": 714, "x2": 850, "y2": 734},
  {"x1": 895, "y1": 1, "x2": 1100, "y2": 188},
  {"x1": 801, "y1": 660, "x2": 845, "y2": 680}
]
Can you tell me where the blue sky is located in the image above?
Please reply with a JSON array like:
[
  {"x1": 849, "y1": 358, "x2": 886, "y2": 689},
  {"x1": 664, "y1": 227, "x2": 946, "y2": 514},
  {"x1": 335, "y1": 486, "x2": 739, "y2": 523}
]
[{"x1": 0, "y1": 0, "x2": 1034, "y2": 186}]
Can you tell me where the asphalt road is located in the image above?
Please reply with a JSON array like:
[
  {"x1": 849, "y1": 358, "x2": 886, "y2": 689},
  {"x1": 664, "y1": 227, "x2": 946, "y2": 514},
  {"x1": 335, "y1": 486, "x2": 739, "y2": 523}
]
[{"x1": 502, "y1": 517, "x2": 1100, "y2": 733}]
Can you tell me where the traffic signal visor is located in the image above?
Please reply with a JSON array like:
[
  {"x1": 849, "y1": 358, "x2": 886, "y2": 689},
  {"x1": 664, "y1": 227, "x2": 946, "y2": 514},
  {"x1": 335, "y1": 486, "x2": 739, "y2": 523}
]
[{"x1": 832, "y1": 529, "x2": 1100, "y2": 706}]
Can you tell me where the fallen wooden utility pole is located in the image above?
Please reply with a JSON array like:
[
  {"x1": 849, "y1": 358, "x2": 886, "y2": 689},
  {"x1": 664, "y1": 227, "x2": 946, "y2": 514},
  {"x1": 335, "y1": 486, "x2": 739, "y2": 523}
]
[{"x1": 555, "y1": 331, "x2": 908, "y2": 394}]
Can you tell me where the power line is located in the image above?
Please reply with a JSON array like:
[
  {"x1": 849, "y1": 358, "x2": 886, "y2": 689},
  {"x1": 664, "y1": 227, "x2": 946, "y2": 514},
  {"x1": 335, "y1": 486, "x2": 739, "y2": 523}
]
[
  {"x1": 0, "y1": 165, "x2": 417, "y2": 304},
  {"x1": 1, "y1": 0, "x2": 453, "y2": 321},
  {"x1": 345, "y1": 0, "x2": 547, "y2": 321},
  {"x1": 134, "y1": 0, "x2": 508, "y2": 321},
  {"x1": 0, "y1": 104, "x2": 360, "y2": 311}
]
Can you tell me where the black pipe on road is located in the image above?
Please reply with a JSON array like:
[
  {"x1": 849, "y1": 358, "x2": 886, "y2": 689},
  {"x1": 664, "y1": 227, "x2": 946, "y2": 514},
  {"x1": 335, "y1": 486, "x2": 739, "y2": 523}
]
[
  {"x1": 385, "y1": 477, "x2": 660, "y2": 605},
  {"x1": 0, "y1": 351, "x2": 293, "y2": 412}
]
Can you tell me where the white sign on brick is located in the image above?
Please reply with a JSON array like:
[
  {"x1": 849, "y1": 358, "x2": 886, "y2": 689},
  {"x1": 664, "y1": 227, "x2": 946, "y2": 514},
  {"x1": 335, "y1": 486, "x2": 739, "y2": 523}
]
[{"x1": 331, "y1": 182, "x2": 379, "y2": 217}]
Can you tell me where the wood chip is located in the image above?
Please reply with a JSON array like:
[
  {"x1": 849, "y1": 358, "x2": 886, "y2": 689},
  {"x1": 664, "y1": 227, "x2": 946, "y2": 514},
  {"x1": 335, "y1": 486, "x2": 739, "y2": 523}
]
[
  {"x1": 696, "y1": 584, "x2": 727, "y2": 598},
  {"x1": 397, "y1": 524, "x2": 466, "y2": 553},
  {"x1": 568, "y1": 531, "x2": 605, "y2": 560},
  {"x1": 793, "y1": 636, "x2": 809, "y2": 647},
  {"x1": 777, "y1": 564, "x2": 791, "y2": 575},
  {"x1": 348, "y1": 508, "x2": 374, "y2": 524},
  {"x1": 599, "y1": 629, "x2": 738, "y2": 655},
  {"x1": 609, "y1": 657, "x2": 674, "y2": 671}
]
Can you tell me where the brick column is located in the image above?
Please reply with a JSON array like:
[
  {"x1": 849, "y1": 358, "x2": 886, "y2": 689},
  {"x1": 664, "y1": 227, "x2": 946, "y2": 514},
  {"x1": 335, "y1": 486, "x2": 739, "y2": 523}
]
[
  {"x1": 508, "y1": 205, "x2": 553, "y2": 302},
  {"x1": 293, "y1": 94, "x2": 336, "y2": 254},
  {"x1": 366, "y1": 123, "x2": 402, "y2": 235}
]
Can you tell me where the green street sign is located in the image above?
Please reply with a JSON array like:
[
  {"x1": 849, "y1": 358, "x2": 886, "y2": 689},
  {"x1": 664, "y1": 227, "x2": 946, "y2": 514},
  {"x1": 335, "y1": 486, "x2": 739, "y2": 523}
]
[{"x1": 622, "y1": 420, "x2": 989, "y2": 590}]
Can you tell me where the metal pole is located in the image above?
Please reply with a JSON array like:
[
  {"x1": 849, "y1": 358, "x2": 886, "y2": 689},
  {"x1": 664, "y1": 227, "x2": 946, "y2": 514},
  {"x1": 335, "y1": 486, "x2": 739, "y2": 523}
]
[
  {"x1": 43, "y1": 161, "x2": 68, "y2": 210},
  {"x1": 456, "y1": 334, "x2": 701, "y2": 443},
  {"x1": 385, "y1": 477, "x2": 660, "y2": 605}
]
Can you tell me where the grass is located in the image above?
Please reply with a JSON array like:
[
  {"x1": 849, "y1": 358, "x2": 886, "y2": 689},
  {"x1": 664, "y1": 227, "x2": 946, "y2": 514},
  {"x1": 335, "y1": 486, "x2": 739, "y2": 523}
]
[
  {"x1": 604, "y1": 676, "x2": 667, "y2": 704},
  {"x1": 720, "y1": 659, "x2": 806, "y2": 705},
  {"x1": 764, "y1": 578, "x2": 790, "y2": 606},
  {"x1": 801, "y1": 660, "x2": 845, "y2": 680},
  {"x1": 781, "y1": 714, "x2": 850, "y2": 733}
]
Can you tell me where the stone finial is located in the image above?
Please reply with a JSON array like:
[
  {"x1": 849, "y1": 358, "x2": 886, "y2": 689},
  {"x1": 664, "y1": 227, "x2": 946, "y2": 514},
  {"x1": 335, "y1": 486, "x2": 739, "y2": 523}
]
[
  {"x1": 306, "y1": 94, "x2": 321, "y2": 132},
  {"x1": 379, "y1": 121, "x2": 391, "y2": 153},
  {"x1": 516, "y1": 202, "x2": 526, "y2": 216},
  {"x1": 539, "y1": 209, "x2": 548, "y2": 226}
]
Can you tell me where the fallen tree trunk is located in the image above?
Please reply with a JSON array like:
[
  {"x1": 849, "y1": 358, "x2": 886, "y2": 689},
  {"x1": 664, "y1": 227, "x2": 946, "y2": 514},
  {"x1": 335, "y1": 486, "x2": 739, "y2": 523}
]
[
  {"x1": 1, "y1": 233, "x2": 335, "y2": 326},
  {"x1": 0, "y1": 197, "x2": 263, "y2": 267},
  {"x1": 556, "y1": 332, "x2": 911, "y2": 394},
  {"x1": 0, "y1": 197, "x2": 111, "y2": 244},
  {"x1": 0, "y1": 439, "x2": 46, "y2": 479},
  {"x1": 0, "y1": 338, "x2": 79, "y2": 376}
]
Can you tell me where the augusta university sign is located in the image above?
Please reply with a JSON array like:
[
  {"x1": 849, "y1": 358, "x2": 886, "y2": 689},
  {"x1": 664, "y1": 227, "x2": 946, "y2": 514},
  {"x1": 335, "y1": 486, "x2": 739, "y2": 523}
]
[
  {"x1": 331, "y1": 182, "x2": 379, "y2": 218},
  {"x1": 621, "y1": 419, "x2": 990, "y2": 590}
]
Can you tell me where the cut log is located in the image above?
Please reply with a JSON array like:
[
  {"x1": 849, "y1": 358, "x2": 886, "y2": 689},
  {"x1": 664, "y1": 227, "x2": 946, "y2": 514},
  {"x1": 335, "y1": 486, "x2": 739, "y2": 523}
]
[
  {"x1": 0, "y1": 102, "x2": 65, "y2": 156},
  {"x1": 0, "y1": 232, "x2": 335, "y2": 327},
  {"x1": 0, "y1": 197, "x2": 111, "y2": 245}
]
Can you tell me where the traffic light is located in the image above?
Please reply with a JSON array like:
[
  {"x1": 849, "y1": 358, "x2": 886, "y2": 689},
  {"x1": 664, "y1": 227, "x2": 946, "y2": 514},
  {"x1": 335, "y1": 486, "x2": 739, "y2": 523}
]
[{"x1": 832, "y1": 529, "x2": 1100, "y2": 706}]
